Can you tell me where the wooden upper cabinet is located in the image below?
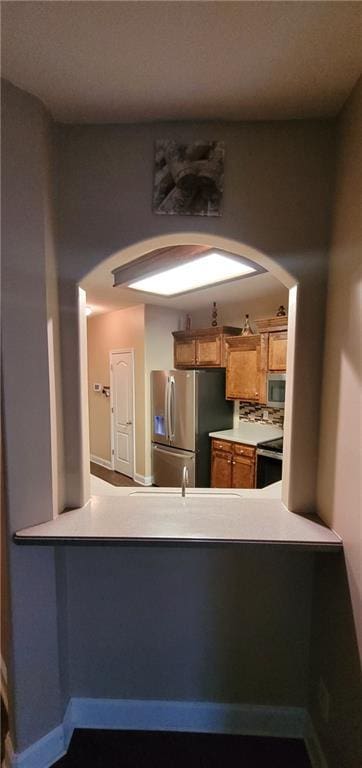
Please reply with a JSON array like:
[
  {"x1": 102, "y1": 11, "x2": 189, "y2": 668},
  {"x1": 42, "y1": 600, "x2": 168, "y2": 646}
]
[
  {"x1": 268, "y1": 331, "x2": 288, "y2": 371},
  {"x1": 174, "y1": 339, "x2": 196, "y2": 367},
  {"x1": 173, "y1": 327, "x2": 241, "y2": 369},
  {"x1": 196, "y1": 335, "x2": 221, "y2": 366},
  {"x1": 225, "y1": 335, "x2": 262, "y2": 401}
]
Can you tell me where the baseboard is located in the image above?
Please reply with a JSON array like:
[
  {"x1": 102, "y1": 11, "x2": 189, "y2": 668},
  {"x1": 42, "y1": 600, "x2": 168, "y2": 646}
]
[
  {"x1": 8, "y1": 697, "x2": 310, "y2": 768},
  {"x1": 90, "y1": 454, "x2": 112, "y2": 470},
  {"x1": 304, "y1": 713, "x2": 328, "y2": 768},
  {"x1": 67, "y1": 697, "x2": 306, "y2": 738},
  {"x1": 7, "y1": 726, "x2": 65, "y2": 768},
  {"x1": 134, "y1": 473, "x2": 153, "y2": 486}
]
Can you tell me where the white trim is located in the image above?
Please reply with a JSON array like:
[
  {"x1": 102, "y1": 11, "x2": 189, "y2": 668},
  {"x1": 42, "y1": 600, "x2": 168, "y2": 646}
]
[
  {"x1": 110, "y1": 349, "x2": 136, "y2": 478},
  {"x1": 304, "y1": 714, "x2": 328, "y2": 768},
  {"x1": 7, "y1": 726, "x2": 65, "y2": 768},
  {"x1": 1, "y1": 655, "x2": 8, "y2": 711},
  {"x1": 66, "y1": 698, "x2": 306, "y2": 739},
  {"x1": 8, "y1": 697, "x2": 321, "y2": 768},
  {"x1": 4, "y1": 733, "x2": 13, "y2": 768},
  {"x1": 134, "y1": 473, "x2": 153, "y2": 486},
  {"x1": 90, "y1": 454, "x2": 112, "y2": 470}
]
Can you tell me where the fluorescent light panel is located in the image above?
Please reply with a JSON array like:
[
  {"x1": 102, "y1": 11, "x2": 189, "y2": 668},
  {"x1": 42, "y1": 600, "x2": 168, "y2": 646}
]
[{"x1": 128, "y1": 252, "x2": 255, "y2": 296}]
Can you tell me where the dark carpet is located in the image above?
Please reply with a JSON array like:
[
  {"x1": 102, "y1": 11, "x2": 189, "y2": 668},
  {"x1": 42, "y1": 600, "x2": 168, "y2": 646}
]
[{"x1": 54, "y1": 729, "x2": 312, "y2": 767}]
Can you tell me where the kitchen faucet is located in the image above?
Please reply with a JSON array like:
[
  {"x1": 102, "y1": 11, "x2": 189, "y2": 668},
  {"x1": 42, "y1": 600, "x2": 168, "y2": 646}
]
[{"x1": 181, "y1": 466, "x2": 189, "y2": 497}]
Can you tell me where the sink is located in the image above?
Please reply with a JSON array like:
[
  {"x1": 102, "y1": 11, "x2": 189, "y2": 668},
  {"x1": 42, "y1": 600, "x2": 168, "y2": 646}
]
[{"x1": 129, "y1": 490, "x2": 241, "y2": 499}]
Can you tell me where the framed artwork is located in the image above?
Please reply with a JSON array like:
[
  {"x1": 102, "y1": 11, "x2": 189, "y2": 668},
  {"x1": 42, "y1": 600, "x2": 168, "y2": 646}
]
[{"x1": 153, "y1": 139, "x2": 225, "y2": 216}]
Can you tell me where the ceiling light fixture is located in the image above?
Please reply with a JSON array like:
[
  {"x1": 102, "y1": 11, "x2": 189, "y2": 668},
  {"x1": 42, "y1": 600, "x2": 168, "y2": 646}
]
[{"x1": 128, "y1": 252, "x2": 256, "y2": 296}]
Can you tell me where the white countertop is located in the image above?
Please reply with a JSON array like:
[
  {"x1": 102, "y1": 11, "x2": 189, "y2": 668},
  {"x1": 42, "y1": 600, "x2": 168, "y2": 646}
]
[
  {"x1": 209, "y1": 422, "x2": 283, "y2": 446},
  {"x1": 15, "y1": 485, "x2": 341, "y2": 550}
]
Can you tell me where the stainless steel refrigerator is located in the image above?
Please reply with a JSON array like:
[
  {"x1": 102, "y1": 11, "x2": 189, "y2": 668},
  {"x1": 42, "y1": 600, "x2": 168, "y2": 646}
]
[{"x1": 151, "y1": 369, "x2": 233, "y2": 487}]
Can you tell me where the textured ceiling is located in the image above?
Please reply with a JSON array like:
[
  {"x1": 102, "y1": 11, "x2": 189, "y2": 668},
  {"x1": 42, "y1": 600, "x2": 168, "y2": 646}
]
[{"x1": 2, "y1": 1, "x2": 361, "y2": 123}]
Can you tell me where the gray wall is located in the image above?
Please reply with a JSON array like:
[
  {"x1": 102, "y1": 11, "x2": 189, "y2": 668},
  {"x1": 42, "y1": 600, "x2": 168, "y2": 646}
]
[
  {"x1": 309, "y1": 79, "x2": 362, "y2": 768},
  {"x1": 56, "y1": 118, "x2": 336, "y2": 514},
  {"x1": 3, "y1": 80, "x2": 350, "y2": 758},
  {"x1": 1, "y1": 81, "x2": 63, "y2": 750},
  {"x1": 53, "y1": 117, "x2": 337, "y2": 723},
  {"x1": 63, "y1": 547, "x2": 314, "y2": 706}
]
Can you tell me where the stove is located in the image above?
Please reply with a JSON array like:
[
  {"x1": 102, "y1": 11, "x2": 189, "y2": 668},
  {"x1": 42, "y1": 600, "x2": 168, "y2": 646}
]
[
  {"x1": 257, "y1": 437, "x2": 283, "y2": 454},
  {"x1": 256, "y1": 437, "x2": 283, "y2": 488}
]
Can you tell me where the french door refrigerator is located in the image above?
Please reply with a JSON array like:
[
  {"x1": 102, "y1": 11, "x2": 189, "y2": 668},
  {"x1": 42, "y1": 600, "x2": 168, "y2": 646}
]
[{"x1": 151, "y1": 369, "x2": 233, "y2": 487}]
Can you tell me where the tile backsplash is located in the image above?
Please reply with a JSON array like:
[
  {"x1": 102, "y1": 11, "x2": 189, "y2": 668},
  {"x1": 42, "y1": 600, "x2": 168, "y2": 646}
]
[{"x1": 237, "y1": 401, "x2": 284, "y2": 428}]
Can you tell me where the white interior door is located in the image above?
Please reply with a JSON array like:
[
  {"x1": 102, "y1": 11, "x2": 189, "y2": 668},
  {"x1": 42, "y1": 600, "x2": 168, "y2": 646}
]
[{"x1": 111, "y1": 350, "x2": 134, "y2": 478}]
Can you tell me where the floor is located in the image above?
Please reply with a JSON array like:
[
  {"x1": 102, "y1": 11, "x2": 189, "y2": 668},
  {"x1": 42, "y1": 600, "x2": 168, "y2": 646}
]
[
  {"x1": 90, "y1": 462, "x2": 140, "y2": 487},
  {"x1": 1, "y1": 696, "x2": 8, "y2": 764},
  {"x1": 54, "y1": 730, "x2": 312, "y2": 767}
]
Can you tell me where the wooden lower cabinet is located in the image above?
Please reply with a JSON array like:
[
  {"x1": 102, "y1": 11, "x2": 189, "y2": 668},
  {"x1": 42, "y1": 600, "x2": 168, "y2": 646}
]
[
  {"x1": 231, "y1": 454, "x2": 255, "y2": 488},
  {"x1": 211, "y1": 438, "x2": 256, "y2": 488},
  {"x1": 210, "y1": 450, "x2": 233, "y2": 487}
]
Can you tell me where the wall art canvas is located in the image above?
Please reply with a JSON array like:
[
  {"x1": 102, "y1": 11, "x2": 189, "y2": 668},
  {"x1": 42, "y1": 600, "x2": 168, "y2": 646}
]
[{"x1": 153, "y1": 140, "x2": 225, "y2": 216}]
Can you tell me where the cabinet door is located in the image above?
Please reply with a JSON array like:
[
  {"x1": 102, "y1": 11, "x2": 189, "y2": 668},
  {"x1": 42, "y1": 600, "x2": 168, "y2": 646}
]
[
  {"x1": 231, "y1": 454, "x2": 255, "y2": 489},
  {"x1": 268, "y1": 332, "x2": 287, "y2": 371},
  {"x1": 196, "y1": 336, "x2": 221, "y2": 366},
  {"x1": 211, "y1": 450, "x2": 232, "y2": 488},
  {"x1": 226, "y1": 336, "x2": 261, "y2": 401},
  {"x1": 174, "y1": 340, "x2": 196, "y2": 367}
]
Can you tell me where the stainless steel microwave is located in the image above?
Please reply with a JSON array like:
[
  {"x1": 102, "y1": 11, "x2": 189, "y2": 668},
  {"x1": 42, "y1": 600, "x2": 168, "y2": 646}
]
[{"x1": 267, "y1": 373, "x2": 286, "y2": 408}]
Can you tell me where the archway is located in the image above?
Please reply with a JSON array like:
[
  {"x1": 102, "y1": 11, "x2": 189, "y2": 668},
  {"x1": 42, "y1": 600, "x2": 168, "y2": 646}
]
[{"x1": 77, "y1": 232, "x2": 298, "y2": 511}]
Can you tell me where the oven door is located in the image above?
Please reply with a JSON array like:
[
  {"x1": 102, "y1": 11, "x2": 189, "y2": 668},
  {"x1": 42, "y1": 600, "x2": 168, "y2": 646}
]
[{"x1": 256, "y1": 449, "x2": 283, "y2": 488}]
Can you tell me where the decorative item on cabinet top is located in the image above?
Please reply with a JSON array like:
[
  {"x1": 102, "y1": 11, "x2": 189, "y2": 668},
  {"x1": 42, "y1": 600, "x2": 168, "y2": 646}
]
[
  {"x1": 173, "y1": 326, "x2": 242, "y2": 369},
  {"x1": 211, "y1": 302, "x2": 218, "y2": 327},
  {"x1": 241, "y1": 313, "x2": 253, "y2": 335}
]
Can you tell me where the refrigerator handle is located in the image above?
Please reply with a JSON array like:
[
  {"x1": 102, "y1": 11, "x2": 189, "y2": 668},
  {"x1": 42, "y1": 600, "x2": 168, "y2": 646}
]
[
  {"x1": 164, "y1": 377, "x2": 170, "y2": 440},
  {"x1": 169, "y1": 376, "x2": 176, "y2": 441},
  {"x1": 153, "y1": 445, "x2": 194, "y2": 460}
]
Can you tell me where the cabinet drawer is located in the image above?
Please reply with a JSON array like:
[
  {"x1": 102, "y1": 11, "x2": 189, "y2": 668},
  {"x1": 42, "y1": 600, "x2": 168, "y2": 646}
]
[
  {"x1": 233, "y1": 443, "x2": 255, "y2": 459},
  {"x1": 212, "y1": 439, "x2": 233, "y2": 453}
]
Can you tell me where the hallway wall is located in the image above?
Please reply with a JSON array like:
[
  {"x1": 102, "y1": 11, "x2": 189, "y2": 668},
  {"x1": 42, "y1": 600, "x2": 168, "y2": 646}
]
[
  {"x1": 310, "y1": 77, "x2": 362, "y2": 768},
  {"x1": 1, "y1": 80, "x2": 63, "y2": 751},
  {"x1": 2, "y1": 79, "x2": 342, "y2": 756},
  {"x1": 87, "y1": 305, "x2": 146, "y2": 474}
]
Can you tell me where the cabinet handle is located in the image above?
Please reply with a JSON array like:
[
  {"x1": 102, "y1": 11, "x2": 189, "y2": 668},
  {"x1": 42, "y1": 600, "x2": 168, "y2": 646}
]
[
  {"x1": 239, "y1": 449, "x2": 243, "y2": 454},
  {"x1": 227, "y1": 460, "x2": 231, "y2": 464},
  {"x1": 232, "y1": 461, "x2": 235, "y2": 465}
]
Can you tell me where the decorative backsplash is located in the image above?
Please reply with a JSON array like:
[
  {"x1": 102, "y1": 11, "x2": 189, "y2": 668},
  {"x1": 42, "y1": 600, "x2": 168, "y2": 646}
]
[{"x1": 238, "y1": 401, "x2": 284, "y2": 427}]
